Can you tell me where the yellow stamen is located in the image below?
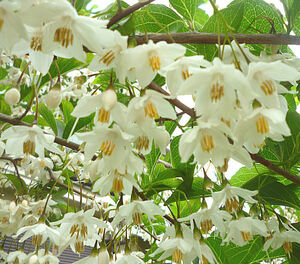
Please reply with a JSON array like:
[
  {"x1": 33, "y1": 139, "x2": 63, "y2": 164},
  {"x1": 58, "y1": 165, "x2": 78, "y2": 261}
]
[
  {"x1": 144, "y1": 102, "x2": 158, "y2": 118},
  {"x1": 220, "y1": 117, "x2": 231, "y2": 128},
  {"x1": 148, "y1": 55, "x2": 161, "y2": 72},
  {"x1": 32, "y1": 234, "x2": 43, "y2": 246},
  {"x1": 30, "y1": 36, "x2": 42, "y2": 51},
  {"x1": 23, "y1": 140, "x2": 35, "y2": 155},
  {"x1": 98, "y1": 108, "x2": 110, "y2": 123},
  {"x1": 256, "y1": 116, "x2": 269, "y2": 134},
  {"x1": 54, "y1": 27, "x2": 74, "y2": 48},
  {"x1": 70, "y1": 224, "x2": 79, "y2": 237},
  {"x1": 241, "y1": 231, "x2": 252, "y2": 242},
  {"x1": 13, "y1": 258, "x2": 19, "y2": 264},
  {"x1": 136, "y1": 136, "x2": 150, "y2": 151},
  {"x1": 75, "y1": 240, "x2": 84, "y2": 253},
  {"x1": 225, "y1": 197, "x2": 239, "y2": 214},
  {"x1": 181, "y1": 68, "x2": 192, "y2": 80},
  {"x1": 0, "y1": 19, "x2": 3, "y2": 31},
  {"x1": 283, "y1": 241, "x2": 293, "y2": 256},
  {"x1": 132, "y1": 212, "x2": 143, "y2": 225},
  {"x1": 260, "y1": 80, "x2": 275, "y2": 96},
  {"x1": 40, "y1": 160, "x2": 46, "y2": 168},
  {"x1": 112, "y1": 176, "x2": 124, "y2": 193},
  {"x1": 202, "y1": 255, "x2": 209, "y2": 264},
  {"x1": 210, "y1": 82, "x2": 224, "y2": 102},
  {"x1": 218, "y1": 158, "x2": 229, "y2": 173},
  {"x1": 1, "y1": 216, "x2": 8, "y2": 224},
  {"x1": 80, "y1": 224, "x2": 88, "y2": 239},
  {"x1": 172, "y1": 248, "x2": 183, "y2": 263},
  {"x1": 100, "y1": 140, "x2": 116, "y2": 156},
  {"x1": 200, "y1": 135, "x2": 215, "y2": 152},
  {"x1": 36, "y1": 206, "x2": 43, "y2": 216},
  {"x1": 100, "y1": 50, "x2": 115, "y2": 66},
  {"x1": 200, "y1": 219, "x2": 213, "y2": 233}
]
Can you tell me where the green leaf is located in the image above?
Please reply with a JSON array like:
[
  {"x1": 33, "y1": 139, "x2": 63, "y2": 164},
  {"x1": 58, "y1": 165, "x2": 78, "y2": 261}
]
[
  {"x1": 243, "y1": 175, "x2": 300, "y2": 210},
  {"x1": 145, "y1": 142, "x2": 161, "y2": 177},
  {"x1": 0, "y1": 95, "x2": 12, "y2": 116},
  {"x1": 194, "y1": 8, "x2": 209, "y2": 31},
  {"x1": 4, "y1": 174, "x2": 27, "y2": 194},
  {"x1": 206, "y1": 235, "x2": 285, "y2": 264},
  {"x1": 60, "y1": 100, "x2": 74, "y2": 124},
  {"x1": 39, "y1": 103, "x2": 58, "y2": 135},
  {"x1": 62, "y1": 114, "x2": 95, "y2": 139},
  {"x1": 0, "y1": 67, "x2": 8, "y2": 80},
  {"x1": 169, "y1": 0, "x2": 203, "y2": 23},
  {"x1": 198, "y1": 0, "x2": 245, "y2": 60},
  {"x1": 135, "y1": 4, "x2": 188, "y2": 33}
]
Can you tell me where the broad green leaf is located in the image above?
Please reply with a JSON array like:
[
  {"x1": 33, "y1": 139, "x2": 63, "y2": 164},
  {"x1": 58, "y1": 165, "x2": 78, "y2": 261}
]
[
  {"x1": 135, "y1": 4, "x2": 188, "y2": 33},
  {"x1": 169, "y1": 0, "x2": 203, "y2": 23},
  {"x1": 145, "y1": 142, "x2": 161, "y2": 177},
  {"x1": 4, "y1": 174, "x2": 27, "y2": 194},
  {"x1": 0, "y1": 95, "x2": 12, "y2": 116},
  {"x1": 198, "y1": 1, "x2": 245, "y2": 60},
  {"x1": 194, "y1": 8, "x2": 209, "y2": 31},
  {"x1": 62, "y1": 114, "x2": 95, "y2": 139},
  {"x1": 0, "y1": 67, "x2": 8, "y2": 80},
  {"x1": 206, "y1": 235, "x2": 285, "y2": 264},
  {"x1": 243, "y1": 175, "x2": 300, "y2": 210},
  {"x1": 60, "y1": 100, "x2": 74, "y2": 124},
  {"x1": 39, "y1": 103, "x2": 58, "y2": 135}
]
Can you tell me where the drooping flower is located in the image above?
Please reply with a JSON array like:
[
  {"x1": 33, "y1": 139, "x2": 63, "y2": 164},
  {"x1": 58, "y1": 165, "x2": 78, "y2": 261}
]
[
  {"x1": 1, "y1": 125, "x2": 63, "y2": 158},
  {"x1": 212, "y1": 184, "x2": 258, "y2": 214},
  {"x1": 6, "y1": 250, "x2": 28, "y2": 264},
  {"x1": 119, "y1": 40, "x2": 186, "y2": 88},
  {"x1": 223, "y1": 217, "x2": 268, "y2": 246}
]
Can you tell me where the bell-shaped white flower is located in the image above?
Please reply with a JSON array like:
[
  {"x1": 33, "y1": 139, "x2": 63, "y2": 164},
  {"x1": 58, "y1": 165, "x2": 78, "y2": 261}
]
[
  {"x1": 111, "y1": 200, "x2": 164, "y2": 227},
  {"x1": 128, "y1": 90, "x2": 176, "y2": 121},
  {"x1": 223, "y1": 217, "x2": 268, "y2": 246},
  {"x1": 234, "y1": 107, "x2": 291, "y2": 154},
  {"x1": 76, "y1": 124, "x2": 133, "y2": 160},
  {"x1": 247, "y1": 61, "x2": 300, "y2": 108},
  {"x1": 162, "y1": 55, "x2": 211, "y2": 97},
  {"x1": 179, "y1": 205, "x2": 232, "y2": 237},
  {"x1": 179, "y1": 58, "x2": 254, "y2": 122},
  {"x1": 38, "y1": 252, "x2": 59, "y2": 264},
  {"x1": 6, "y1": 250, "x2": 28, "y2": 264},
  {"x1": 119, "y1": 40, "x2": 186, "y2": 88},
  {"x1": 1, "y1": 125, "x2": 63, "y2": 158},
  {"x1": 0, "y1": 1, "x2": 28, "y2": 51},
  {"x1": 191, "y1": 241, "x2": 218, "y2": 264},
  {"x1": 212, "y1": 184, "x2": 258, "y2": 214}
]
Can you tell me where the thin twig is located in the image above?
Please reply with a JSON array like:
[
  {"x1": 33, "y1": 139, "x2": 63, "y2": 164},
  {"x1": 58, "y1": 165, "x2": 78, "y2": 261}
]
[{"x1": 107, "y1": 0, "x2": 155, "y2": 28}]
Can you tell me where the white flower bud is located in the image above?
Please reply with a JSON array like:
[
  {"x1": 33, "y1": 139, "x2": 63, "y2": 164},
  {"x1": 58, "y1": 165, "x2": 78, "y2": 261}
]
[
  {"x1": 4, "y1": 88, "x2": 20, "y2": 105},
  {"x1": 45, "y1": 89, "x2": 62, "y2": 110},
  {"x1": 100, "y1": 88, "x2": 117, "y2": 111},
  {"x1": 98, "y1": 249, "x2": 110, "y2": 264},
  {"x1": 9, "y1": 201, "x2": 16, "y2": 212},
  {"x1": 22, "y1": 200, "x2": 29, "y2": 207},
  {"x1": 29, "y1": 255, "x2": 38, "y2": 264},
  {"x1": 89, "y1": 159, "x2": 101, "y2": 182}
]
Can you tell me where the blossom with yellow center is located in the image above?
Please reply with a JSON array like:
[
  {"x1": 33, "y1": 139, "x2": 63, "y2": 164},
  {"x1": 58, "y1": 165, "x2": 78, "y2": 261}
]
[{"x1": 118, "y1": 40, "x2": 185, "y2": 88}]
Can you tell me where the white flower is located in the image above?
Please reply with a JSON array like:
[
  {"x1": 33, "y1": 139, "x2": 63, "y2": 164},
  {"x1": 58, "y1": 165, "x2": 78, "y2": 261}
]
[
  {"x1": 0, "y1": 1, "x2": 28, "y2": 51},
  {"x1": 111, "y1": 200, "x2": 164, "y2": 227},
  {"x1": 263, "y1": 229, "x2": 300, "y2": 256},
  {"x1": 234, "y1": 107, "x2": 291, "y2": 154},
  {"x1": 179, "y1": 205, "x2": 231, "y2": 237},
  {"x1": 115, "y1": 253, "x2": 145, "y2": 264},
  {"x1": 0, "y1": 141, "x2": 5, "y2": 156},
  {"x1": 223, "y1": 217, "x2": 268, "y2": 246},
  {"x1": 212, "y1": 184, "x2": 258, "y2": 214},
  {"x1": 45, "y1": 88, "x2": 62, "y2": 109},
  {"x1": 30, "y1": 198, "x2": 57, "y2": 217},
  {"x1": 1, "y1": 125, "x2": 62, "y2": 158},
  {"x1": 119, "y1": 40, "x2": 186, "y2": 88},
  {"x1": 178, "y1": 58, "x2": 254, "y2": 122},
  {"x1": 128, "y1": 90, "x2": 176, "y2": 121},
  {"x1": 151, "y1": 237, "x2": 192, "y2": 263},
  {"x1": 6, "y1": 250, "x2": 27, "y2": 264},
  {"x1": 4, "y1": 88, "x2": 20, "y2": 105},
  {"x1": 247, "y1": 61, "x2": 300, "y2": 108},
  {"x1": 162, "y1": 55, "x2": 211, "y2": 97},
  {"x1": 76, "y1": 124, "x2": 133, "y2": 160},
  {"x1": 52, "y1": 208, "x2": 108, "y2": 254},
  {"x1": 39, "y1": 252, "x2": 59, "y2": 264},
  {"x1": 192, "y1": 241, "x2": 218, "y2": 264},
  {"x1": 179, "y1": 120, "x2": 238, "y2": 167},
  {"x1": 14, "y1": 222, "x2": 61, "y2": 246}
]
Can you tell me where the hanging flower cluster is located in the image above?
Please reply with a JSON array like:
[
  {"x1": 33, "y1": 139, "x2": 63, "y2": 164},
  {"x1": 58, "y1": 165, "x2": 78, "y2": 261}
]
[{"x1": 0, "y1": 0, "x2": 300, "y2": 263}]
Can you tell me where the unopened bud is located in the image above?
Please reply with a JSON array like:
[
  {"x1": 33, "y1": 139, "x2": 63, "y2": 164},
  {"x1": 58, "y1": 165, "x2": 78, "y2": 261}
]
[
  {"x1": 4, "y1": 88, "x2": 20, "y2": 105},
  {"x1": 29, "y1": 255, "x2": 38, "y2": 264},
  {"x1": 101, "y1": 88, "x2": 117, "y2": 111},
  {"x1": 45, "y1": 88, "x2": 62, "y2": 110}
]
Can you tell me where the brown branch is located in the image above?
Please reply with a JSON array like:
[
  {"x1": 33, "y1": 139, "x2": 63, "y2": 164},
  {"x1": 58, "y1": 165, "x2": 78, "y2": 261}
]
[
  {"x1": 148, "y1": 82, "x2": 196, "y2": 119},
  {"x1": 250, "y1": 153, "x2": 300, "y2": 185},
  {"x1": 135, "y1": 33, "x2": 300, "y2": 45},
  {"x1": 107, "y1": 0, "x2": 155, "y2": 28}
]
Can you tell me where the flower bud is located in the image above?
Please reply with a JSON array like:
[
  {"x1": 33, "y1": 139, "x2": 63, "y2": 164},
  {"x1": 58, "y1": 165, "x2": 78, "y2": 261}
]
[
  {"x1": 98, "y1": 249, "x2": 110, "y2": 264},
  {"x1": 89, "y1": 158, "x2": 101, "y2": 182},
  {"x1": 4, "y1": 88, "x2": 20, "y2": 105},
  {"x1": 29, "y1": 255, "x2": 38, "y2": 264},
  {"x1": 45, "y1": 88, "x2": 62, "y2": 110},
  {"x1": 100, "y1": 87, "x2": 117, "y2": 111}
]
